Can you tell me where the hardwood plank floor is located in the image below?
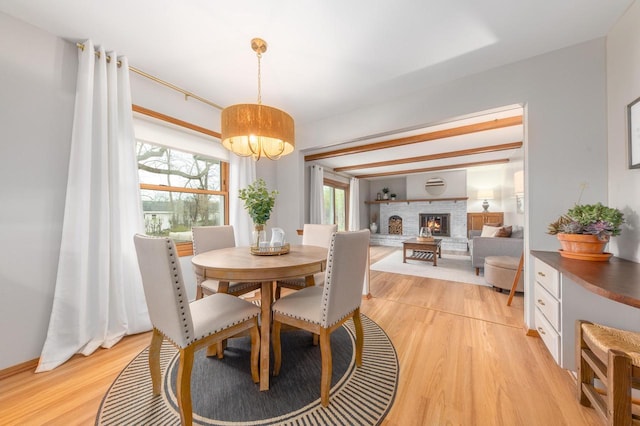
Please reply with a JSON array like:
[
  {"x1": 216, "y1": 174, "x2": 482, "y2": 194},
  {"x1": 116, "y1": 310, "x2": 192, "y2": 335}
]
[{"x1": 0, "y1": 246, "x2": 601, "y2": 425}]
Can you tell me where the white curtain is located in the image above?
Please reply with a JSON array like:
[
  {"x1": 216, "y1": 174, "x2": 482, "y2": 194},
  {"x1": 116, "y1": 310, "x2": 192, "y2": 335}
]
[
  {"x1": 309, "y1": 165, "x2": 324, "y2": 224},
  {"x1": 37, "y1": 41, "x2": 151, "y2": 372},
  {"x1": 229, "y1": 155, "x2": 256, "y2": 246},
  {"x1": 349, "y1": 177, "x2": 360, "y2": 231}
]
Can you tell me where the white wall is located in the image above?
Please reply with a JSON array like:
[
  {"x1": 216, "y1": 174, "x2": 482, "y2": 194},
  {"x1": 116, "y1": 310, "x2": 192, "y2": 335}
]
[
  {"x1": 607, "y1": 0, "x2": 640, "y2": 262},
  {"x1": 278, "y1": 38, "x2": 609, "y2": 330},
  {"x1": 0, "y1": 13, "x2": 77, "y2": 369}
]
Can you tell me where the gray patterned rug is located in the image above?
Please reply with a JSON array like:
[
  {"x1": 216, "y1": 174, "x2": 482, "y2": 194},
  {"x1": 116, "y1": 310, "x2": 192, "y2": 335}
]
[{"x1": 96, "y1": 314, "x2": 398, "y2": 425}]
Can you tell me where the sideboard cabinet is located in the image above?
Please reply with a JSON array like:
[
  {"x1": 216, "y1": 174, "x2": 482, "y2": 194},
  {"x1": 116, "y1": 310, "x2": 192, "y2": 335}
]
[
  {"x1": 466, "y1": 212, "x2": 504, "y2": 237},
  {"x1": 531, "y1": 251, "x2": 640, "y2": 371}
]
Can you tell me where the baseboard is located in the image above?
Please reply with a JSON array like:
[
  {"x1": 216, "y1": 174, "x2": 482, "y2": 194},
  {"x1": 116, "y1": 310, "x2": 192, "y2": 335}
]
[{"x1": 0, "y1": 358, "x2": 38, "y2": 380}]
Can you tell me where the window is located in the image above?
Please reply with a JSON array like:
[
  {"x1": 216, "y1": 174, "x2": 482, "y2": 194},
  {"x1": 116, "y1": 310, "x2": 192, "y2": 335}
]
[
  {"x1": 323, "y1": 178, "x2": 349, "y2": 231},
  {"x1": 137, "y1": 141, "x2": 229, "y2": 256}
]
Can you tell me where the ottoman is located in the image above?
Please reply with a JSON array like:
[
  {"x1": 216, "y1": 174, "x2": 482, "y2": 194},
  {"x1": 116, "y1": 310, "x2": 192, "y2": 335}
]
[{"x1": 484, "y1": 255, "x2": 524, "y2": 292}]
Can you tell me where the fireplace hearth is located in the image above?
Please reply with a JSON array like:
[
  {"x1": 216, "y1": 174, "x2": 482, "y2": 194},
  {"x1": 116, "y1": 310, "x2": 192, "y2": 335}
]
[{"x1": 418, "y1": 213, "x2": 451, "y2": 237}]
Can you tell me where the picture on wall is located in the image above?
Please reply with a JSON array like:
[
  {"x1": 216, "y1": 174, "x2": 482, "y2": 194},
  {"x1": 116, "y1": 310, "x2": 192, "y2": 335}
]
[{"x1": 629, "y1": 96, "x2": 640, "y2": 169}]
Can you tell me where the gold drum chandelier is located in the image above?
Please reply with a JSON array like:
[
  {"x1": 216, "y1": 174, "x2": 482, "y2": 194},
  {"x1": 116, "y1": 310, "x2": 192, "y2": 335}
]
[{"x1": 221, "y1": 38, "x2": 295, "y2": 161}]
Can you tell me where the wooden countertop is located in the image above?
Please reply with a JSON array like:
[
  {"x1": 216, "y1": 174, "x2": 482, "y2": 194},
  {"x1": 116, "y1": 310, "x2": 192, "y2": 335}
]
[{"x1": 531, "y1": 250, "x2": 640, "y2": 309}]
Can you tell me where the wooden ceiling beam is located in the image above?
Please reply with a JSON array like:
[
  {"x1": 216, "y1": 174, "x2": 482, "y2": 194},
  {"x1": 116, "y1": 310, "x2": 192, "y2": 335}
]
[
  {"x1": 304, "y1": 115, "x2": 522, "y2": 162},
  {"x1": 333, "y1": 141, "x2": 522, "y2": 172},
  {"x1": 355, "y1": 159, "x2": 510, "y2": 179}
]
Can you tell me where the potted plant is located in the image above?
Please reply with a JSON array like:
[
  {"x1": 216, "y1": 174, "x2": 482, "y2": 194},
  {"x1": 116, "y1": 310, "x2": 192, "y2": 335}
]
[
  {"x1": 382, "y1": 187, "x2": 390, "y2": 200},
  {"x1": 547, "y1": 202, "x2": 624, "y2": 260},
  {"x1": 390, "y1": 193, "x2": 397, "y2": 200},
  {"x1": 238, "y1": 178, "x2": 278, "y2": 248}
]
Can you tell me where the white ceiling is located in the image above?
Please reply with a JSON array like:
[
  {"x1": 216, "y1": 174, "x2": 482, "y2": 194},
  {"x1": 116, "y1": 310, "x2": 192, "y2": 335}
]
[{"x1": 0, "y1": 0, "x2": 632, "y2": 177}]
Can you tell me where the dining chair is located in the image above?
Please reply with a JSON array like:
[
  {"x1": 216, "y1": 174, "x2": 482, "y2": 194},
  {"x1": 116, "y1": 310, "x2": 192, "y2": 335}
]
[
  {"x1": 134, "y1": 234, "x2": 261, "y2": 426},
  {"x1": 192, "y1": 225, "x2": 261, "y2": 299},
  {"x1": 271, "y1": 229, "x2": 370, "y2": 407},
  {"x1": 576, "y1": 320, "x2": 640, "y2": 425},
  {"x1": 274, "y1": 223, "x2": 337, "y2": 299}
]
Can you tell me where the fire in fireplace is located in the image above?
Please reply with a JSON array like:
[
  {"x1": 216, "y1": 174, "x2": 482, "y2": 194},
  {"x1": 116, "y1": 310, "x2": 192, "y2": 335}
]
[{"x1": 418, "y1": 213, "x2": 451, "y2": 237}]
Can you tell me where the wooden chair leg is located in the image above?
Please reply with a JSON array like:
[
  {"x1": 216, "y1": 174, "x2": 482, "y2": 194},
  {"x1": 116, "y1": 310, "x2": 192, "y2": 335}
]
[
  {"x1": 320, "y1": 328, "x2": 333, "y2": 407},
  {"x1": 250, "y1": 320, "x2": 260, "y2": 384},
  {"x1": 177, "y1": 346, "x2": 195, "y2": 426},
  {"x1": 149, "y1": 328, "x2": 163, "y2": 396},
  {"x1": 507, "y1": 253, "x2": 524, "y2": 306},
  {"x1": 576, "y1": 320, "x2": 594, "y2": 406},
  {"x1": 475, "y1": 267, "x2": 480, "y2": 276},
  {"x1": 272, "y1": 320, "x2": 282, "y2": 376},
  {"x1": 275, "y1": 285, "x2": 282, "y2": 300},
  {"x1": 216, "y1": 341, "x2": 225, "y2": 359},
  {"x1": 353, "y1": 308, "x2": 364, "y2": 367},
  {"x1": 608, "y1": 349, "x2": 632, "y2": 426}
]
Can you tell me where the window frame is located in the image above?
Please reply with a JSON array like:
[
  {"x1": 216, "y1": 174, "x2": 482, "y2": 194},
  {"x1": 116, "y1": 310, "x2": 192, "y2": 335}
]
[
  {"x1": 323, "y1": 178, "x2": 349, "y2": 231},
  {"x1": 134, "y1": 105, "x2": 229, "y2": 256}
]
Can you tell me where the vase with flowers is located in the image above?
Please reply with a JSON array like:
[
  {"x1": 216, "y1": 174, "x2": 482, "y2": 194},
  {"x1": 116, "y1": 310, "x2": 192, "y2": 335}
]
[
  {"x1": 547, "y1": 202, "x2": 624, "y2": 261},
  {"x1": 238, "y1": 178, "x2": 278, "y2": 250}
]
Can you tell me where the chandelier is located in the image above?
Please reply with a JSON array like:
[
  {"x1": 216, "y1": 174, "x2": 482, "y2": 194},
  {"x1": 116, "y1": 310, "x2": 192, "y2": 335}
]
[{"x1": 221, "y1": 38, "x2": 295, "y2": 161}]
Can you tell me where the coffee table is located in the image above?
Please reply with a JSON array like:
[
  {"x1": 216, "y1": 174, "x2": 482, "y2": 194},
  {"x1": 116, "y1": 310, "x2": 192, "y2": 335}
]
[{"x1": 402, "y1": 238, "x2": 442, "y2": 266}]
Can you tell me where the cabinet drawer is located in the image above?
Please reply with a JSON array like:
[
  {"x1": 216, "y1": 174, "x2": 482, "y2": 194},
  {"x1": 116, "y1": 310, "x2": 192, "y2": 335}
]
[
  {"x1": 535, "y1": 282, "x2": 560, "y2": 331},
  {"x1": 534, "y1": 258, "x2": 560, "y2": 297},
  {"x1": 535, "y1": 308, "x2": 561, "y2": 364}
]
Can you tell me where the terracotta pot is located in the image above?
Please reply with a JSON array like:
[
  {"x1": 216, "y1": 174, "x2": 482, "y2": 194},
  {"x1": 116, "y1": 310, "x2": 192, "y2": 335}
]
[{"x1": 557, "y1": 233, "x2": 609, "y2": 255}]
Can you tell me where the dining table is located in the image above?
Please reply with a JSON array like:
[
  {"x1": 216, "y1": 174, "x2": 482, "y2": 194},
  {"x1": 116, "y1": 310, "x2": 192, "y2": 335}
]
[{"x1": 191, "y1": 244, "x2": 328, "y2": 391}]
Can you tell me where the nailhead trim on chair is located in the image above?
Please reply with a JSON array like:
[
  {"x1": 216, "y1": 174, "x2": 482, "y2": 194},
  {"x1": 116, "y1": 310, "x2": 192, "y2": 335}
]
[{"x1": 166, "y1": 238, "x2": 192, "y2": 345}]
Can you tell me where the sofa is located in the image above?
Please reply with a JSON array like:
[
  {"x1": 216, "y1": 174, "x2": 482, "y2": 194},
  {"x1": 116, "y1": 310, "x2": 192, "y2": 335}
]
[{"x1": 469, "y1": 226, "x2": 524, "y2": 275}]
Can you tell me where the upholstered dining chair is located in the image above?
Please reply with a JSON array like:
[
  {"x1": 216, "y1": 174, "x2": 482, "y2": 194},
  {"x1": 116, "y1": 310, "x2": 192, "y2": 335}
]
[
  {"x1": 134, "y1": 234, "x2": 261, "y2": 426},
  {"x1": 271, "y1": 229, "x2": 370, "y2": 407},
  {"x1": 576, "y1": 319, "x2": 640, "y2": 425},
  {"x1": 274, "y1": 223, "x2": 337, "y2": 299},
  {"x1": 192, "y1": 225, "x2": 261, "y2": 299}
]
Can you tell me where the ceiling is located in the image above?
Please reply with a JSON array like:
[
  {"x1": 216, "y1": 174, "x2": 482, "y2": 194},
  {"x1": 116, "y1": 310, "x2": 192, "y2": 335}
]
[{"x1": 0, "y1": 1, "x2": 632, "y2": 178}]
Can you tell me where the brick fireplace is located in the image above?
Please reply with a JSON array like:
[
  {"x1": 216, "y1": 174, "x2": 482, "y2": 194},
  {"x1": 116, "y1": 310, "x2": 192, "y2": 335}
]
[{"x1": 371, "y1": 200, "x2": 468, "y2": 252}]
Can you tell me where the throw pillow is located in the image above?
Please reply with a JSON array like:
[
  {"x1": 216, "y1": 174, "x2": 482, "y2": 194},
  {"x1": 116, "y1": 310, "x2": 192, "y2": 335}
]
[
  {"x1": 495, "y1": 226, "x2": 513, "y2": 238},
  {"x1": 480, "y1": 225, "x2": 501, "y2": 237}
]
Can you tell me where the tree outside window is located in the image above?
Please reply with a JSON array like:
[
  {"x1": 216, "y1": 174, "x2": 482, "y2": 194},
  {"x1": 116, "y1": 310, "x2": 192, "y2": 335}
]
[{"x1": 136, "y1": 141, "x2": 228, "y2": 254}]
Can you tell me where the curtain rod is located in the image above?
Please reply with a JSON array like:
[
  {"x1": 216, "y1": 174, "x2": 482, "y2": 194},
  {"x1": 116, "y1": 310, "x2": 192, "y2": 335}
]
[{"x1": 75, "y1": 42, "x2": 223, "y2": 110}]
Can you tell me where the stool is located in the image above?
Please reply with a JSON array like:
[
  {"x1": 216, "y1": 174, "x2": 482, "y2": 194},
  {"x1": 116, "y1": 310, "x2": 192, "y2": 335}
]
[
  {"x1": 577, "y1": 320, "x2": 640, "y2": 424},
  {"x1": 484, "y1": 255, "x2": 524, "y2": 292}
]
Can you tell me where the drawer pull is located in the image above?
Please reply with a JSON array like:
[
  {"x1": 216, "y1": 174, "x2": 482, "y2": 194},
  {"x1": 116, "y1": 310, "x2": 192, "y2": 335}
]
[
  {"x1": 537, "y1": 271, "x2": 546, "y2": 277},
  {"x1": 537, "y1": 299, "x2": 545, "y2": 306},
  {"x1": 537, "y1": 327, "x2": 546, "y2": 335}
]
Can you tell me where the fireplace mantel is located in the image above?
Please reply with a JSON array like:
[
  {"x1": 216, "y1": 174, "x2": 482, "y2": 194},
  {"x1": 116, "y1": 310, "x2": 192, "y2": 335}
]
[{"x1": 365, "y1": 197, "x2": 468, "y2": 205}]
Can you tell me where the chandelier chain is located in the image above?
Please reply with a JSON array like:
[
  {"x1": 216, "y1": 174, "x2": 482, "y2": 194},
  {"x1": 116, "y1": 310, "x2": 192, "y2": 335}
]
[{"x1": 256, "y1": 51, "x2": 262, "y2": 105}]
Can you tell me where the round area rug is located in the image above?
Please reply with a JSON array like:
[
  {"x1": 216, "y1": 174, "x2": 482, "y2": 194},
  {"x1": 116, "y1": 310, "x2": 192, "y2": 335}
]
[{"x1": 96, "y1": 314, "x2": 398, "y2": 425}]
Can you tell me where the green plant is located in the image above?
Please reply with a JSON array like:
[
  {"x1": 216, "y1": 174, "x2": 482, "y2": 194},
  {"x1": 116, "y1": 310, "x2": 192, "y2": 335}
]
[
  {"x1": 382, "y1": 187, "x2": 389, "y2": 194},
  {"x1": 547, "y1": 202, "x2": 624, "y2": 238},
  {"x1": 238, "y1": 178, "x2": 278, "y2": 225}
]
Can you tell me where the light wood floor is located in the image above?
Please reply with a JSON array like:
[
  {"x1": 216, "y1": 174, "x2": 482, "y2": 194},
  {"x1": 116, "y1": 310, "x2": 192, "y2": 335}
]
[{"x1": 0, "y1": 246, "x2": 602, "y2": 425}]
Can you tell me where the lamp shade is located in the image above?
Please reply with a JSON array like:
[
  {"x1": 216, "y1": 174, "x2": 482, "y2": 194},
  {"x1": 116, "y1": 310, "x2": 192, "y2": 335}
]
[
  {"x1": 221, "y1": 103, "x2": 295, "y2": 160},
  {"x1": 477, "y1": 189, "x2": 494, "y2": 200},
  {"x1": 514, "y1": 170, "x2": 524, "y2": 195}
]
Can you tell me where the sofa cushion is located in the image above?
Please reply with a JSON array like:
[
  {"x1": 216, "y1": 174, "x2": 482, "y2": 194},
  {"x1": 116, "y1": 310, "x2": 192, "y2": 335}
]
[
  {"x1": 495, "y1": 226, "x2": 512, "y2": 238},
  {"x1": 511, "y1": 226, "x2": 524, "y2": 239},
  {"x1": 480, "y1": 225, "x2": 501, "y2": 237}
]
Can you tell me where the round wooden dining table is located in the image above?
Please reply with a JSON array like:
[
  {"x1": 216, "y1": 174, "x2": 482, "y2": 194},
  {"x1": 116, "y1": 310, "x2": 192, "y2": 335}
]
[{"x1": 191, "y1": 244, "x2": 328, "y2": 391}]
